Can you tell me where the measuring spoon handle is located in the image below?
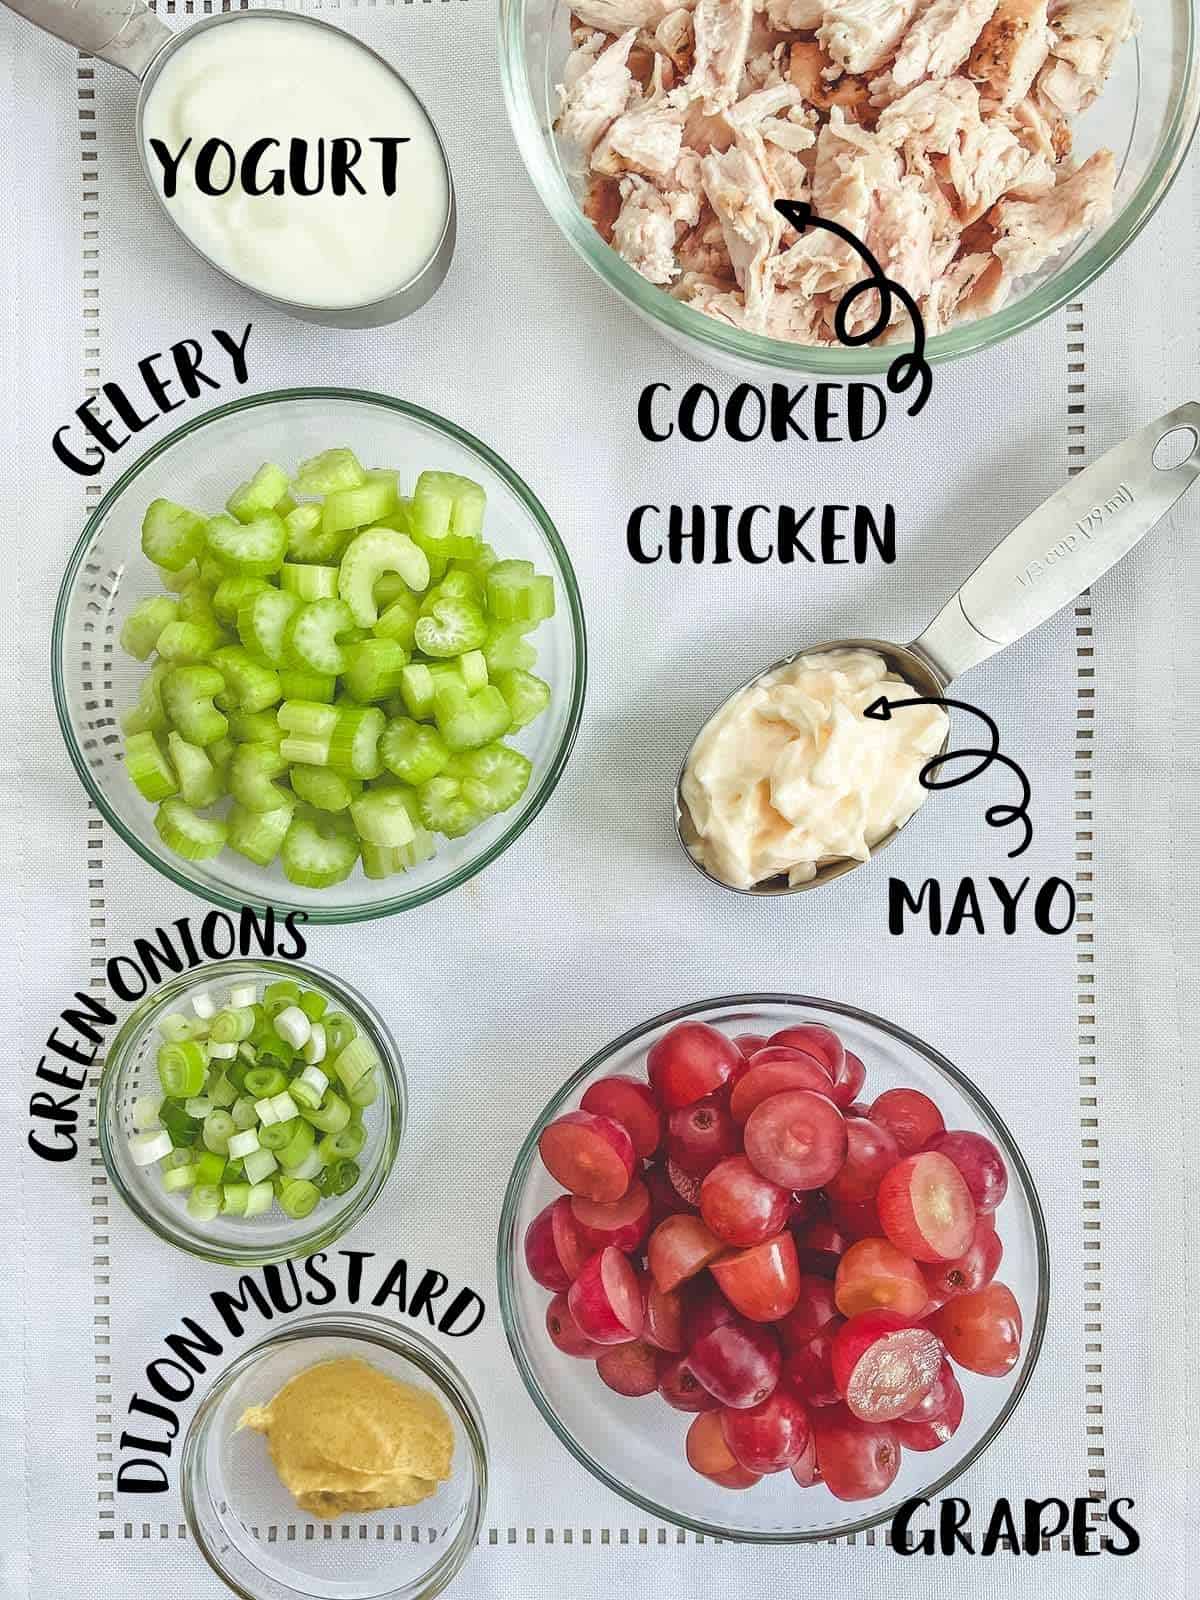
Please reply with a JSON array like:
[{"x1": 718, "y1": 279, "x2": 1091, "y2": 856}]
[
  {"x1": 912, "y1": 402, "x2": 1200, "y2": 683},
  {"x1": 1, "y1": 0, "x2": 170, "y2": 78}
]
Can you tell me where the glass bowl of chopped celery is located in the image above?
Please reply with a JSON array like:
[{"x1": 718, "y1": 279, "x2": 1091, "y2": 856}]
[
  {"x1": 99, "y1": 960, "x2": 405, "y2": 1265},
  {"x1": 52, "y1": 388, "x2": 587, "y2": 920}
]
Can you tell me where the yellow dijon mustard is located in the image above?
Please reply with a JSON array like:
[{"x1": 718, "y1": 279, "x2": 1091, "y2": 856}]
[{"x1": 239, "y1": 1356, "x2": 454, "y2": 1519}]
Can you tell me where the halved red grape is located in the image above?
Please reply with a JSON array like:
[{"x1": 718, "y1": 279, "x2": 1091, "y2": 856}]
[
  {"x1": 524, "y1": 1200, "x2": 571, "y2": 1291},
  {"x1": 782, "y1": 1322, "x2": 843, "y2": 1407},
  {"x1": 689, "y1": 1315, "x2": 781, "y2": 1408},
  {"x1": 921, "y1": 1223, "x2": 1003, "y2": 1301},
  {"x1": 769, "y1": 1024, "x2": 844, "y2": 1080},
  {"x1": 929, "y1": 1281, "x2": 1022, "y2": 1376},
  {"x1": 834, "y1": 1236, "x2": 929, "y2": 1319},
  {"x1": 730, "y1": 1049, "x2": 833, "y2": 1123},
  {"x1": 925, "y1": 1129, "x2": 1009, "y2": 1214},
  {"x1": 647, "y1": 1021, "x2": 740, "y2": 1109},
  {"x1": 667, "y1": 1159, "x2": 703, "y2": 1209},
  {"x1": 811, "y1": 1404, "x2": 902, "y2": 1500},
  {"x1": 711, "y1": 1232, "x2": 801, "y2": 1322},
  {"x1": 538, "y1": 1111, "x2": 635, "y2": 1202},
  {"x1": 894, "y1": 1362, "x2": 965, "y2": 1450},
  {"x1": 641, "y1": 1273, "x2": 684, "y2": 1353},
  {"x1": 829, "y1": 1194, "x2": 883, "y2": 1241},
  {"x1": 825, "y1": 1117, "x2": 900, "y2": 1205},
  {"x1": 647, "y1": 1213, "x2": 726, "y2": 1293},
  {"x1": 550, "y1": 1194, "x2": 587, "y2": 1280},
  {"x1": 778, "y1": 1274, "x2": 840, "y2": 1351},
  {"x1": 721, "y1": 1389, "x2": 811, "y2": 1473},
  {"x1": 700, "y1": 1155, "x2": 791, "y2": 1247},
  {"x1": 546, "y1": 1293, "x2": 604, "y2": 1359},
  {"x1": 733, "y1": 1032, "x2": 770, "y2": 1059},
  {"x1": 657, "y1": 1352, "x2": 719, "y2": 1412},
  {"x1": 897, "y1": 1356, "x2": 960, "y2": 1424},
  {"x1": 571, "y1": 1179, "x2": 651, "y2": 1254},
  {"x1": 683, "y1": 1278, "x2": 737, "y2": 1349},
  {"x1": 567, "y1": 1247, "x2": 644, "y2": 1344},
  {"x1": 877, "y1": 1152, "x2": 976, "y2": 1262},
  {"x1": 789, "y1": 1431, "x2": 822, "y2": 1487},
  {"x1": 686, "y1": 1410, "x2": 761, "y2": 1488},
  {"x1": 744, "y1": 1090, "x2": 848, "y2": 1190},
  {"x1": 644, "y1": 1163, "x2": 691, "y2": 1223},
  {"x1": 837, "y1": 1051, "x2": 867, "y2": 1107},
  {"x1": 831, "y1": 1309, "x2": 943, "y2": 1421},
  {"x1": 869, "y1": 1087, "x2": 945, "y2": 1156},
  {"x1": 794, "y1": 1219, "x2": 850, "y2": 1277},
  {"x1": 666, "y1": 1095, "x2": 739, "y2": 1178},
  {"x1": 581, "y1": 1075, "x2": 663, "y2": 1159},
  {"x1": 596, "y1": 1338, "x2": 659, "y2": 1397}
]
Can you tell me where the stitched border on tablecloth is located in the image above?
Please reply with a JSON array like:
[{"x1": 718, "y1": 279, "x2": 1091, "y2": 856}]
[{"x1": 1066, "y1": 304, "x2": 1107, "y2": 1532}]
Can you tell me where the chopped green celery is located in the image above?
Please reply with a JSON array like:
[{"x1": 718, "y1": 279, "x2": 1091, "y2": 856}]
[
  {"x1": 398, "y1": 663, "x2": 436, "y2": 720},
  {"x1": 121, "y1": 663, "x2": 170, "y2": 735},
  {"x1": 155, "y1": 618, "x2": 224, "y2": 663},
  {"x1": 459, "y1": 650, "x2": 488, "y2": 691},
  {"x1": 286, "y1": 597, "x2": 357, "y2": 675},
  {"x1": 280, "y1": 562, "x2": 339, "y2": 601},
  {"x1": 373, "y1": 592, "x2": 419, "y2": 650},
  {"x1": 227, "y1": 800, "x2": 295, "y2": 866},
  {"x1": 120, "y1": 596, "x2": 179, "y2": 660},
  {"x1": 198, "y1": 555, "x2": 228, "y2": 591},
  {"x1": 141, "y1": 499, "x2": 207, "y2": 571},
  {"x1": 410, "y1": 471, "x2": 486, "y2": 565},
  {"x1": 482, "y1": 623, "x2": 537, "y2": 674},
  {"x1": 155, "y1": 798, "x2": 228, "y2": 860},
  {"x1": 213, "y1": 574, "x2": 270, "y2": 624},
  {"x1": 162, "y1": 666, "x2": 227, "y2": 745},
  {"x1": 338, "y1": 526, "x2": 430, "y2": 628},
  {"x1": 205, "y1": 512, "x2": 287, "y2": 577},
  {"x1": 227, "y1": 462, "x2": 289, "y2": 523},
  {"x1": 433, "y1": 681, "x2": 513, "y2": 752},
  {"x1": 278, "y1": 1178, "x2": 320, "y2": 1219},
  {"x1": 290, "y1": 764, "x2": 360, "y2": 812},
  {"x1": 342, "y1": 638, "x2": 409, "y2": 702},
  {"x1": 350, "y1": 787, "x2": 416, "y2": 848},
  {"x1": 450, "y1": 543, "x2": 497, "y2": 580},
  {"x1": 228, "y1": 709, "x2": 283, "y2": 746},
  {"x1": 278, "y1": 668, "x2": 335, "y2": 703},
  {"x1": 328, "y1": 705, "x2": 385, "y2": 778},
  {"x1": 322, "y1": 476, "x2": 398, "y2": 535},
  {"x1": 372, "y1": 571, "x2": 415, "y2": 609},
  {"x1": 380, "y1": 717, "x2": 449, "y2": 785},
  {"x1": 485, "y1": 559, "x2": 556, "y2": 625},
  {"x1": 281, "y1": 810, "x2": 359, "y2": 888},
  {"x1": 422, "y1": 570, "x2": 483, "y2": 612},
  {"x1": 448, "y1": 742, "x2": 532, "y2": 814},
  {"x1": 208, "y1": 736, "x2": 235, "y2": 775},
  {"x1": 284, "y1": 504, "x2": 344, "y2": 563},
  {"x1": 157, "y1": 1039, "x2": 207, "y2": 1098},
  {"x1": 417, "y1": 773, "x2": 486, "y2": 838},
  {"x1": 360, "y1": 829, "x2": 436, "y2": 877},
  {"x1": 238, "y1": 587, "x2": 300, "y2": 666},
  {"x1": 495, "y1": 668, "x2": 551, "y2": 730},
  {"x1": 229, "y1": 742, "x2": 290, "y2": 812},
  {"x1": 167, "y1": 731, "x2": 223, "y2": 807},
  {"x1": 211, "y1": 646, "x2": 281, "y2": 713},
  {"x1": 301, "y1": 1088, "x2": 351, "y2": 1133},
  {"x1": 279, "y1": 699, "x2": 340, "y2": 741},
  {"x1": 125, "y1": 732, "x2": 178, "y2": 802},
  {"x1": 414, "y1": 595, "x2": 487, "y2": 659},
  {"x1": 156, "y1": 560, "x2": 198, "y2": 593},
  {"x1": 293, "y1": 447, "x2": 365, "y2": 497}
]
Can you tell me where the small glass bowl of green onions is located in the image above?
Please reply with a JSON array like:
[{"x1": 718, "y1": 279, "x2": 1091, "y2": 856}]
[
  {"x1": 52, "y1": 388, "x2": 586, "y2": 922},
  {"x1": 99, "y1": 959, "x2": 405, "y2": 1265}
]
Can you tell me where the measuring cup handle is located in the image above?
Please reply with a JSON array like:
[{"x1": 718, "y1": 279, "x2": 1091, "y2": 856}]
[
  {"x1": 1, "y1": 0, "x2": 170, "y2": 78},
  {"x1": 911, "y1": 402, "x2": 1200, "y2": 683}
]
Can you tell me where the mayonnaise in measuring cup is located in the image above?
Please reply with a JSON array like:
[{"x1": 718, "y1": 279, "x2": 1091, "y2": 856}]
[
  {"x1": 141, "y1": 16, "x2": 450, "y2": 310},
  {"x1": 681, "y1": 650, "x2": 949, "y2": 890}
]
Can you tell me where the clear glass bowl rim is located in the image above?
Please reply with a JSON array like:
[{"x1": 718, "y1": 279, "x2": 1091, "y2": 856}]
[
  {"x1": 98, "y1": 957, "x2": 406, "y2": 1266},
  {"x1": 496, "y1": 991, "x2": 1051, "y2": 1542},
  {"x1": 498, "y1": 0, "x2": 1200, "y2": 373},
  {"x1": 180, "y1": 1309, "x2": 489, "y2": 1600},
  {"x1": 51, "y1": 386, "x2": 588, "y2": 924}
]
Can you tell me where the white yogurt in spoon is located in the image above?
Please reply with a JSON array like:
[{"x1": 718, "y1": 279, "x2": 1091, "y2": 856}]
[{"x1": 142, "y1": 16, "x2": 450, "y2": 310}]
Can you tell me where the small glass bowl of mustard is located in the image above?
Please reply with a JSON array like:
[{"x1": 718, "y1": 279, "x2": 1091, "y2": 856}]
[{"x1": 182, "y1": 1312, "x2": 488, "y2": 1600}]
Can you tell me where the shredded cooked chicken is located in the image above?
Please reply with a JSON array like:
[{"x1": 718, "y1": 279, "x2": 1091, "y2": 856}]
[{"x1": 557, "y1": 0, "x2": 1133, "y2": 344}]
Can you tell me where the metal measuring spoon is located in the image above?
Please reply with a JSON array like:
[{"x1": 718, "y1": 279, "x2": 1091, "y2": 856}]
[
  {"x1": 676, "y1": 402, "x2": 1200, "y2": 895},
  {"x1": 3, "y1": 1, "x2": 455, "y2": 328}
]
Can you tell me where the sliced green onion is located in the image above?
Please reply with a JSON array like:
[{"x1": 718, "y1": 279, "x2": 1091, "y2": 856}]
[
  {"x1": 242, "y1": 1147, "x2": 279, "y2": 1185},
  {"x1": 129, "y1": 1129, "x2": 173, "y2": 1167},
  {"x1": 187, "y1": 1183, "x2": 222, "y2": 1221}
]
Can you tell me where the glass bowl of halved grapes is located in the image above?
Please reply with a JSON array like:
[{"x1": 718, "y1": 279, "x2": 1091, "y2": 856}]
[
  {"x1": 99, "y1": 959, "x2": 405, "y2": 1265},
  {"x1": 52, "y1": 388, "x2": 587, "y2": 921},
  {"x1": 499, "y1": 995, "x2": 1049, "y2": 1540}
]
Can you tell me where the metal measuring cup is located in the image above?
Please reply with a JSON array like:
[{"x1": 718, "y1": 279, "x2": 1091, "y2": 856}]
[
  {"x1": 676, "y1": 402, "x2": 1200, "y2": 895},
  {"x1": 3, "y1": 1, "x2": 456, "y2": 328}
]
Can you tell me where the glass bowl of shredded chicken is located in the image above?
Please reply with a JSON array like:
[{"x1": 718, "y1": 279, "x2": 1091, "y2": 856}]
[{"x1": 499, "y1": 0, "x2": 1199, "y2": 371}]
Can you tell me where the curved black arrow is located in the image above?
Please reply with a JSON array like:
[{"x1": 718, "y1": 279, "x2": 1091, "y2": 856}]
[
  {"x1": 864, "y1": 694, "x2": 1033, "y2": 858},
  {"x1": 773, "y1": 200, "x2": 932, "y2": 418}
]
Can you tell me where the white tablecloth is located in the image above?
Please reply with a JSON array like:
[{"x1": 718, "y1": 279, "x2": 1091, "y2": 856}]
[{"x1": 2, "y1": 4, "x2": 1196, "y2": 1599}]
